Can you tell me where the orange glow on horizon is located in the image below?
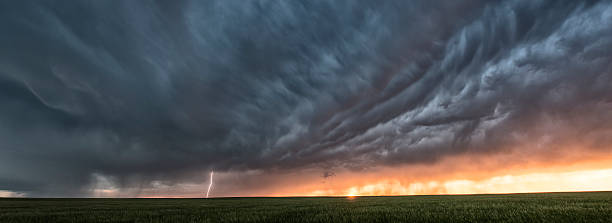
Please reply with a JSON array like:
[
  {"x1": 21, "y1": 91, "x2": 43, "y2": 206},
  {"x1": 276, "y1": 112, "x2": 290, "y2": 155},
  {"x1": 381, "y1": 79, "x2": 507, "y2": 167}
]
[
  {"x1": 262, "y1": 154, "x2": 612, "y2": 197},
  {"x1": 299, "y1": 168, "x2": 612, "y2": 197}
]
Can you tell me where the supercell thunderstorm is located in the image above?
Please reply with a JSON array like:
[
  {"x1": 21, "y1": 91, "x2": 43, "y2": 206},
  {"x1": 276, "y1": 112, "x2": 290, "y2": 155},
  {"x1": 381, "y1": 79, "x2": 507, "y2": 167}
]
[{"x1": 0, "y1": 0, "x2": 612, "y2": 196}]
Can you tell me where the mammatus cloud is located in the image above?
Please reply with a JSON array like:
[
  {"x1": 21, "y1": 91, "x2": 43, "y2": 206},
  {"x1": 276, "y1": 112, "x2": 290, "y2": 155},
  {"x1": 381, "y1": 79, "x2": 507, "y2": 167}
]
[{"x1": 0, "y1": 0, "x2": 611, "y2": 196}]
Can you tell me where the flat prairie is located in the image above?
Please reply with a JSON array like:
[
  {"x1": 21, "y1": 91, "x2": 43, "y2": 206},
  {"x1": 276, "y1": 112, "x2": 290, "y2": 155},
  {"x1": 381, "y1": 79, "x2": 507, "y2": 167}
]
[{"x1": 1, "y1": 192, "x2": 611, "y2": 223}]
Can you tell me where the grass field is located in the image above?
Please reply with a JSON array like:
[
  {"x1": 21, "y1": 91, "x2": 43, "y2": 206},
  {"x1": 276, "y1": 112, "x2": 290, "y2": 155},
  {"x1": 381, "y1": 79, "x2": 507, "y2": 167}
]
[{"x1": 1, "y1": 192, "x2": 611, "y2": 222}]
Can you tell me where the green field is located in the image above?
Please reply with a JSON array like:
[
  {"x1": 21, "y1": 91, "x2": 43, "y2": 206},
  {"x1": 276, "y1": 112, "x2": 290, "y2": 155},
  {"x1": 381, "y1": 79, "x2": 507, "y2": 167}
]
[{"x1": 1, "y1": 192, "x2": 611, "y2": 222}]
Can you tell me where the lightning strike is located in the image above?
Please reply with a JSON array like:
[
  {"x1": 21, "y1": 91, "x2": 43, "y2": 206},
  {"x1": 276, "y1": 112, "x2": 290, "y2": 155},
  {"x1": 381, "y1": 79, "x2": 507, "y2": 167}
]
[{"x1": 206, "y1": 171, "x2": 214, "y2": 198}]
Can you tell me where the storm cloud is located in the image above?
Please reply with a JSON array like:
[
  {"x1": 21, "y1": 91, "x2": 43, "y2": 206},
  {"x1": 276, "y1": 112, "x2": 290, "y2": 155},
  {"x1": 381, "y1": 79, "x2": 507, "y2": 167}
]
[{"x1": 1, "y1": 0, "x2": 612, "y2": 196}]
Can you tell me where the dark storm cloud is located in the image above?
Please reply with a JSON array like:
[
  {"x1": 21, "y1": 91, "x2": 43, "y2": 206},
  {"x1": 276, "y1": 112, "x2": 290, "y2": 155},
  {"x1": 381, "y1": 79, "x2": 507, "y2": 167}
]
[{"x1": 1, "y1": 0, "x2": 612, "y2": 196}]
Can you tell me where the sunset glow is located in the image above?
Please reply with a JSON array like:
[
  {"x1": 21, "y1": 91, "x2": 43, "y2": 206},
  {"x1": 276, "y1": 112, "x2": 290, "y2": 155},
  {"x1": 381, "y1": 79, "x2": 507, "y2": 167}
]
[
  {"x1": 254, "y1": 155, "x2": 612, "y2": 198},
  {"x1": 310, "y1": 168, "x2": 612, "y2": 197}
]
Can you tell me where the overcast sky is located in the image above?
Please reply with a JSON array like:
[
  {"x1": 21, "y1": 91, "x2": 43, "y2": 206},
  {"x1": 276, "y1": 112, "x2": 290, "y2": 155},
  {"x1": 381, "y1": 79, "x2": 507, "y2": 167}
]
[{"x1": 1, "y1": 0, "x2": 612, "y2": 197}]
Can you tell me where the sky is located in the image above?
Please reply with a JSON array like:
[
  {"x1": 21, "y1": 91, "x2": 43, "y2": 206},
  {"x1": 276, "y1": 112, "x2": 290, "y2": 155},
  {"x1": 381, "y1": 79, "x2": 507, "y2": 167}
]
[{"x1": 1, "y1": 0, "x2": 612, "y2": 197}]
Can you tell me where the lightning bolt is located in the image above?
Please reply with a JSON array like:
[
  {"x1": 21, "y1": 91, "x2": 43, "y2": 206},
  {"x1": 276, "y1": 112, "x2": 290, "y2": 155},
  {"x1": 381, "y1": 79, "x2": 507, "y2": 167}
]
[{"x1": 206, "y1": 171, "x2": 214, "y2": 198}]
